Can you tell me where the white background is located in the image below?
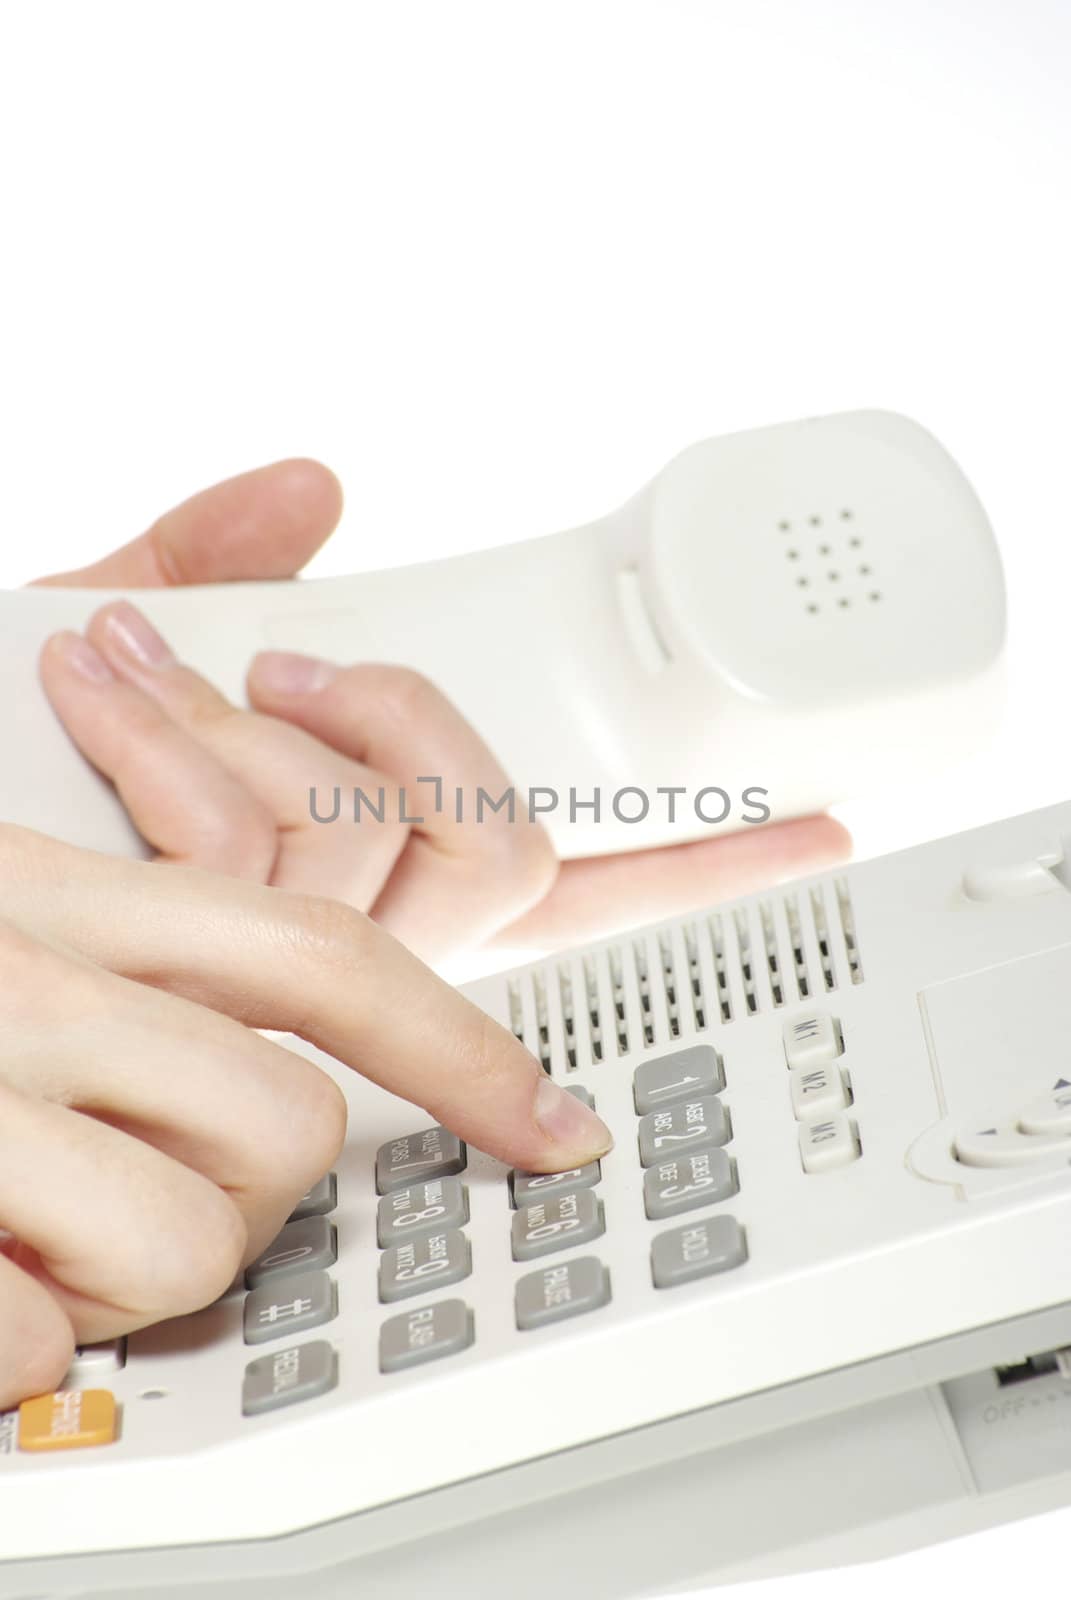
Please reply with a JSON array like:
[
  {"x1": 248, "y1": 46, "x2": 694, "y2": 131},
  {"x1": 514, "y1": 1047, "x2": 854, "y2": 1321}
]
[{"x1": 1, "y1": 0, "x2": 1070, "y2": 1592}]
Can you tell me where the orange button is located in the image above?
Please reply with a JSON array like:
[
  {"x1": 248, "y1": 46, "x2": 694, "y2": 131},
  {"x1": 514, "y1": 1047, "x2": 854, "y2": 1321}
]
[{"x1": 18, "y1": 1389, "x2": 117, "y2": 1451}]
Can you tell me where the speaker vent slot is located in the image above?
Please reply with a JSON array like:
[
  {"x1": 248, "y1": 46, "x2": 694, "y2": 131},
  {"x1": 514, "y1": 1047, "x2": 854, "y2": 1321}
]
[
  {"x1": 532, "y1": 970, "x2": 551, "y2": 1073},
  {"x1": 657, "y1": 934, "x2": 682, "y2": 1038},
  {"x1": 759, "y1": 902, "x2": 784, "y2": 1006},
  {"x1": 784, "y1": 893, "x2": 811, "y2": 999},
  {"x1": 809, "y1": 888, "x2": 836, "y2": 991},
  {"x1": 709, "y1": 914, "x2": 733, "y2": 1022},
  {"x1": 583, "y1": 957, "x2": 604, "y2": 1061},
  {"x1": 633, "y1": 941, "x2": 655, "y2": 1046},
  {"x1": 732, "y1": 910, "x2": 759, "y2": 1015},
  {"x1": 609, "y1": 946, "x2": 629, "y2": 1055},
  {"x1": 835, "y1": 878, "x2": 864, "y2": 984},
  {"x1": 558, "y1": 965, "x2": 578, "y2": 1071},
  {"x1": 683, "y1": 923, "x2": 707, "y2": 1031}
]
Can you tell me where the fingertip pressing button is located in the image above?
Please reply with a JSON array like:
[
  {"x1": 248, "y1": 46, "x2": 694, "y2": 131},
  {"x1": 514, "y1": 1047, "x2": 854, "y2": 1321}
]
[{"x1": 509, "y1": 1161, "x2": 601, "y2": 1208}]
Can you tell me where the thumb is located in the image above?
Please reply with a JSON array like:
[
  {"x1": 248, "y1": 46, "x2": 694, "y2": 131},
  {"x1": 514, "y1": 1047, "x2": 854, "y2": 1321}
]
[{"x1": 31, "y1": 459, "x2": 343, "y2": 588}]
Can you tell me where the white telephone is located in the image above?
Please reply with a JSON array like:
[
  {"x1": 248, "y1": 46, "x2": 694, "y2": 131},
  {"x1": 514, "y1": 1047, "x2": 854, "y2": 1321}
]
[
  {"x1": 2, "y1": 803, "x2": 1071, "y2": 1597},
  {"x1": 0, "y1": 408, "x2": 1004, "y2": 860}
]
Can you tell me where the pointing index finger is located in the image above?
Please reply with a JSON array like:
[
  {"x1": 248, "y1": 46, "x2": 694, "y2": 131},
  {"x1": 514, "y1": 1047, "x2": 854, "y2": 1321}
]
[{"x1": 0, "y1": 828, "x2": 613, "y2": 1174}]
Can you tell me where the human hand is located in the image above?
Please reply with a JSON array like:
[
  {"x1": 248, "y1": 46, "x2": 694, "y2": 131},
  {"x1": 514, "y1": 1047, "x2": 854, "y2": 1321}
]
[
  {"x1": 33, "y1": 461, "x2": 850, "y2": 963},
  {"x1": 0, "y1": 825, "x2": 612, "y2": 1410}
]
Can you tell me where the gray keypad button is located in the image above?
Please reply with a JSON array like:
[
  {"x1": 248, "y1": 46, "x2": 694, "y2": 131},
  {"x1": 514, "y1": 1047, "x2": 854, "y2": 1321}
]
[
  {"x1": 651, "y1": 1215, "x2": 747, "y2": 1289},
  {"x1": 243, "y1": 1270, "x2": 337, "y2": 1345},
  {"x1": 242, "y1": 1339, "x2": 338, "y2": 1416},
  {"x1": 511, "y1": 1189, "x2": 605, "y2": 1261},
  {"x1": 637, "y1": 1096, "x2": 730, "y2": 1168},
  {"x1": 643, "y1": 1148, "x2": 736, "y2": 1220},
  {"x1": 566, "y1": 1085, "x2": 596, "y2": 1110},
  {"x1": 245, "y1": 1216, "x2": 338, "y2": 1289},
  {"x1": 515, "y1": 1255, "x2": 611, "y2": 1330},
  {"x1": 379, "y1": 1229, "x2": 472, "y2": 1303},
  {"x1": 375, "y1": 1127, "x2": 466, "y2": 1195},
  {"x1": 288, "y1": 1172, "x2": 338, "y2": 1221},
  {"x1": 379, "y1": 1298, "x2": 474, "y2": 1374},
  {"x1": 633, "y1": 1046, "x2": 724, "y2": 1115},
  {"x1": 510, "y1": 1160, "x2": 601, "y2": 1208},
  {"x1": 376, "y1": 1177, "x2": 469, "y2": 1248}
]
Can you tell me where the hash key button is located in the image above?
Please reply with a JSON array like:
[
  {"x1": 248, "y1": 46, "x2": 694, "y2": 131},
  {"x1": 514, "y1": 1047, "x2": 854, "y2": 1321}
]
[
  {"x1": 515, "y1": 1256, "x2": 610, "y2": 1330},
  {"x1": 511, "y1": 1189, "x2": 605, "y2": 1261},
  {"x1": 651, "y1": 1215, "x2": 748, "y2": 1288},
  {"x1": 245, "y1": 1216, "x2": 337, "y2": 1289},
  {"x1": 242, "y1": 1340, "x2": 337, "y2": 1416},
  {"x1": 633, "y1": 1046, "x2": 723, "y2": 1115},
  {"x1": 375, "y1": 1127, "x2": 466, "y2": 1195},
  {"x1": 379, "y1": 1299, "x2": 474, "y2": 1374},
  {"x1": 244, "y1": 1270, "x2": 336, "y2": 1345},
  {"x1": 643, "y1": 1149, "x2": 736, "y2": 1220},
  {"x1": 376, "y1": 1177, "x2": 469, "y2": 1247},
  {"x1": 638, "y1": 1096, "x2": 729, "y2": 1168}
]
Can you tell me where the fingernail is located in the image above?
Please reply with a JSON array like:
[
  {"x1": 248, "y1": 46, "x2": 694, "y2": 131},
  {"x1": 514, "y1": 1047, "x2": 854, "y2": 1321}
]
[
  {"x1": 99, "y1": 600, "x2": 174, "y2": 668},
  {"x1": 533, "y1": 1076, "x2": 614, "y2": 1158},
  {"x1": 50, "y1": 631, "x2": 115, "y2": 684},
  {"x1": 251, "y1": 650, "x2": 339, "y2": 695}
]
